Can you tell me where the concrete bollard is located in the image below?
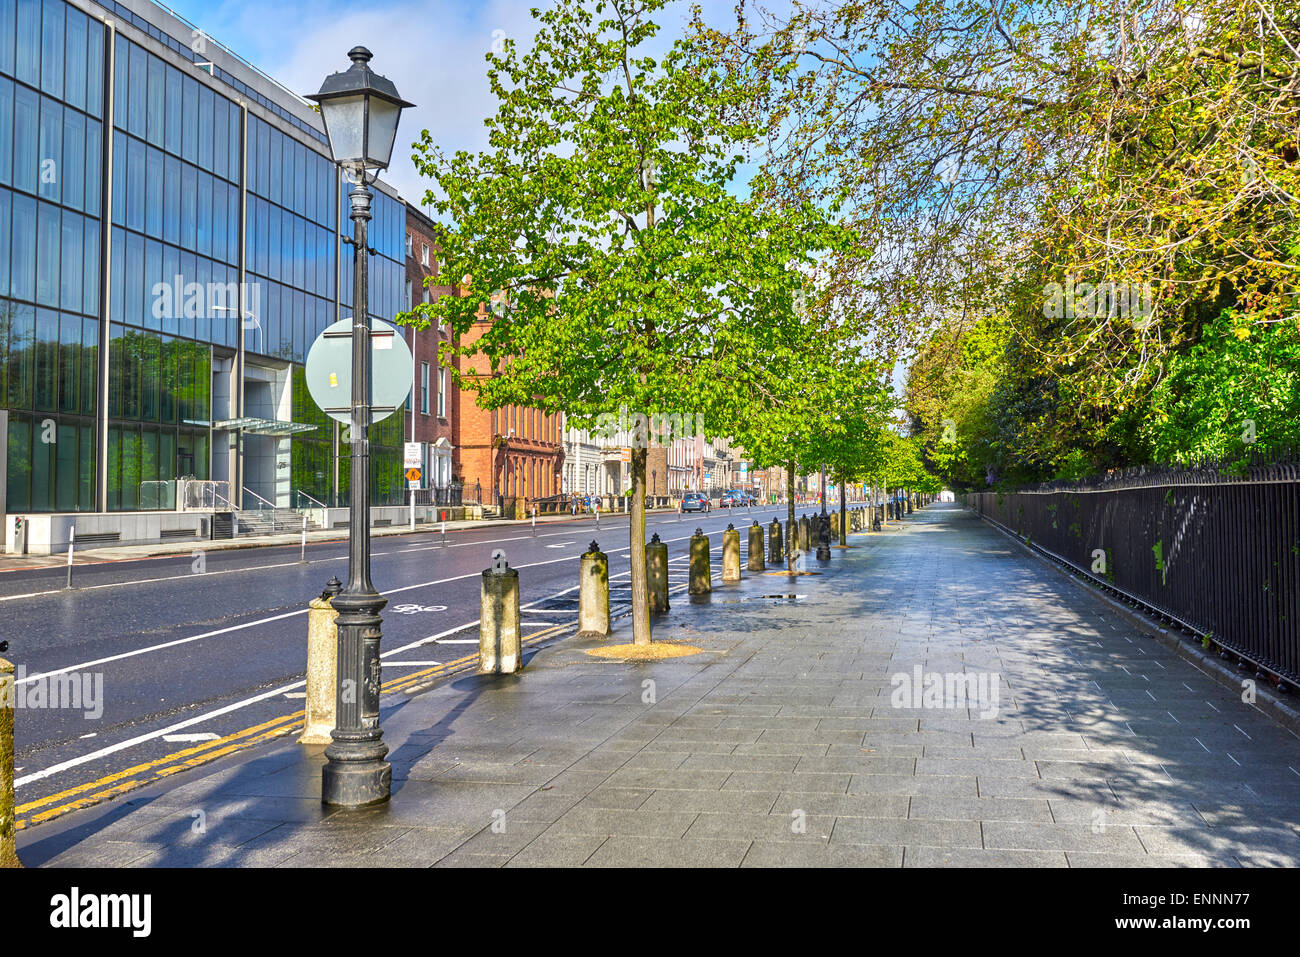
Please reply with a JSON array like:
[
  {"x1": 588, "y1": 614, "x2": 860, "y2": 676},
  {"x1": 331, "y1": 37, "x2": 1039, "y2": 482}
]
[
  {"x1": 748, "y1": 521, "x2": 766, "y2": 572},
  {"x1": 689, "y1": 527, "x2": 712, "y2": 595},
  {"x1": 722, "y1": 523, "x2": 741, "y2": 583},
  {"x1": 299, "y1": 576, "x2": 342, "y2": 745},
  {"x1": 768, "y1": 518, "x2": 783, "y2": 565},
  {"x1": 798, "y1": 515, "x2": 811, "y2": 553},
  {"x1": 1, "y1": 653, "x2": 19, "y2": 868},
  {"x1": 480, "y1": 551, "x2": 522, "y2": 673},
  {"x1": 646, "y1": 532, "x2": 670, "y2": 613},
  {"x1": 816, "y1": 514, "x2": 832, "y2": 561},
  {"x1": 577, "y1": 541, "x2": 611, "y2": 640}
]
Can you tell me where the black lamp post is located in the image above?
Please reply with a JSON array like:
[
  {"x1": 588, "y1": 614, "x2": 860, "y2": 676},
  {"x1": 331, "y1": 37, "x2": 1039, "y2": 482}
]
[{"x1": 310, "y1": 47, "x2": 413, "y2": 808}]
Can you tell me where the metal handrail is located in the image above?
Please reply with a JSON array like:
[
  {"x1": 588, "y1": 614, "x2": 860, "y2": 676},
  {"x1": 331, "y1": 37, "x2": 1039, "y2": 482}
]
[
  {"x1": 294, "y1": 489, "x2": 328, "y2": 510},
  {"x1": 242, "y1": 487, "x2": 276, "y2": 510}
]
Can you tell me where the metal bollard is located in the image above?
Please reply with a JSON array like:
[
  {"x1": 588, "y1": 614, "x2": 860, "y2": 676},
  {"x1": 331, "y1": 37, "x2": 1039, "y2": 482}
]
[
  {"x1": 299, "y1": 577, "x2": 341, "y2": 745},
  {"x1": 722, "y1": 523, "x2": 741, "y2": 583},
  {"x1": 748, "y1": 520, "x2": 765, "y2": 572},
  {"x1": 688, "y1": 527, "x2": 712, "y2": 595},
  {"x1": 798, "y1": 515, "x2": 811, "y2": 553},
  {"x1": 769, "y1": 518, "x2": 783, "y2": 566},
  {"x1": 0, "y1": 652, "x2": 18, "y2": 867},
  {"x1": 479, "y1": 551, "x2": 522, "y2": 673},
  {"x1": 816, "y1": 514, "x2": 831, "y2": 561},
  {"x1": 576, "y1": 542, "x2": 610, "y2": 640},
  {"x1": 646, "y1": 532, "x2": 670, "y2": 613}
]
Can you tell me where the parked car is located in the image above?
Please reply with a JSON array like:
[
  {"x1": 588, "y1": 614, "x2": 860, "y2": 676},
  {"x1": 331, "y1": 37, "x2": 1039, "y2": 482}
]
[
  {"x1": 719, "y1": 489, "x2": 748, "y2": 508},
  {"x1": 680, "y1": 492, "x2": 710, "y2": 513}
]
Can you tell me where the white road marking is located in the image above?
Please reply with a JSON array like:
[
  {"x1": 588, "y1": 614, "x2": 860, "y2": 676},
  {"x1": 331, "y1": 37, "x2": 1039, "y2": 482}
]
[
  {"x1": 382, "y1": 661, "x2": 443, "y2": 667},
  {"x1": 163, "y1": 733, "x2": 220, "y2": 743}
]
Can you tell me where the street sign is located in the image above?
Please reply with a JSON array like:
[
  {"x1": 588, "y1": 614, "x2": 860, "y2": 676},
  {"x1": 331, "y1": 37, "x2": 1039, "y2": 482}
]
[
  {"x1": 404, "y1": 442, "x2": 422, "y2": 469},
  {"x1": 304, "y1": 317, "x2": 413, "y2": 425},
  {"x1": 405, "y1": 467, "x2": 421, "y2": 482}
]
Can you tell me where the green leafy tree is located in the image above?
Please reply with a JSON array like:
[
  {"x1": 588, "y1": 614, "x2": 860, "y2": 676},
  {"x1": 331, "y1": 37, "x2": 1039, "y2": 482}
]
[{"x1": 403, "y1": 0, "x2": 838, "y2": 644}]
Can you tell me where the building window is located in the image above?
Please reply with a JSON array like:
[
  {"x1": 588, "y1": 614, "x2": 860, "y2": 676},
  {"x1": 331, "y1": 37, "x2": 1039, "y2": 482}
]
[
  {"x1": 420, "y1": 361, "x2": 429, "y2": 415},
  {"x1": 437, "y1": 365, "x2": 446, "y2": 417},
  {"x1": 406, "y1": 232, "x2": 412, "y2": 257},
  {"x1": 405, "y1": 278, "x2": 413, "y2": 309},
  {"x1": 421, "y1": 243, "x2": 429, "y2": 267}
]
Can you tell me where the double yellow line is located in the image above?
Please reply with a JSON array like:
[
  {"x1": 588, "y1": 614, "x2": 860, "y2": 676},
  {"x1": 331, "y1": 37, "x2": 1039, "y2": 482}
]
[{"x1": 15, "y1": 621, "x2": 572, "y2": 830}]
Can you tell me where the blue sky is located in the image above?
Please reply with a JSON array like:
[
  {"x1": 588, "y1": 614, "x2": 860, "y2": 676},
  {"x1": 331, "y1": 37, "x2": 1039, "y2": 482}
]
[{"x1": 161, "y1": 0, "x2": 741, "y2": 209}]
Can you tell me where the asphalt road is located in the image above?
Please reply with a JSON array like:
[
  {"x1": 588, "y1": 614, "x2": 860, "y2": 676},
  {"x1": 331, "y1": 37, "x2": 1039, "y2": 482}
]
[{"x1": 1, "y1": 501, "x2": 835, "y2": 818}]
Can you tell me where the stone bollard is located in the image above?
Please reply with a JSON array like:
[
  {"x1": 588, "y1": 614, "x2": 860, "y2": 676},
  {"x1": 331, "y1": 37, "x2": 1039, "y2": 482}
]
[
  {"x1": 299, "y1": 576, "x2": 342, "y2": 745},
  {"x1": 768, "y1": 518, "x2": 783, "y2": 565},
  {"x1": 646, "y1": 533, "x2": 670, "y2": 613},
  {"x1": 1, "y1": 653, "x2": 19, "y2": 867},
  {"x1": 748, "y1": 521, "x2": 766, "y2": 572},
  {"x1": 798, "y1": 515, "x2": 811, "y2": 553},
  {"x1": 722, "y1": 523, "x2": 741, "y2": 583},
  {"x1": 689, "y1": 527, "x2": 712, "y2": 595},
  {"x1": 480, "y1": 551, "x2": 522, "y2": 673},
  {"x1": 816, "y1": 514, "x2": 832, "y2": 561},
  {"x1": 577, "y1": 541, "x2": 611, "y2": 639}
]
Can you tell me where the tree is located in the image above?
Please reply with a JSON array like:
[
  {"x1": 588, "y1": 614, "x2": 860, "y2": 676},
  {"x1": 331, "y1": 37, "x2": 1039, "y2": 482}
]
[{"x1": 403, "y1": 0, "x2": 838, "y2": 645}]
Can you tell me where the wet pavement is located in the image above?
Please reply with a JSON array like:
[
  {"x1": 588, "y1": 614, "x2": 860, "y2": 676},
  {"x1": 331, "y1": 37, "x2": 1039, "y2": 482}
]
[{"x1": 17, "y1": 503, "x2": 1300, "y2": 867}]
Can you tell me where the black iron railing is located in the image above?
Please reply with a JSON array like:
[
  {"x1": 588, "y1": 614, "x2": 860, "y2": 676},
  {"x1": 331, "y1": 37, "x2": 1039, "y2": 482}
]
[{"x1": 964, "y1": 458, "x2": 1300, "y2": 684}]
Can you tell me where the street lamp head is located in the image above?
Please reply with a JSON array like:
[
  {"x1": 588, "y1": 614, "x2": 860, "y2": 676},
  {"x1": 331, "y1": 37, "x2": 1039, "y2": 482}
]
[{"x1": 309, "y1": 46, "x2": 414, "y2": 179}]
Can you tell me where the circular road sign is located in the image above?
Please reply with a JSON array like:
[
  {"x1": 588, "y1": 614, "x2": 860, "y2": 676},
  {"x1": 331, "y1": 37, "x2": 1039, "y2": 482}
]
[{"x1": 305, "y1": 317, "x2": 413, "y2": 425}]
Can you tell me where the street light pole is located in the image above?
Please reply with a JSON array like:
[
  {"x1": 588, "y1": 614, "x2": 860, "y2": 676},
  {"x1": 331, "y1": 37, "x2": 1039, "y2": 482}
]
[
  {"x1": 310, "y1": 46, "x2": 413, "y2": 808},
  {"x1": 321, "y1": 176, "x2": 390, "y2": 807}
]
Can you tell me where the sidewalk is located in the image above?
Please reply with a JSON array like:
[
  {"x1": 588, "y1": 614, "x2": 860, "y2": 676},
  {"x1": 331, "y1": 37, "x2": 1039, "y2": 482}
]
[{"x1": 19, "y1": 504, "x2": 1300, "y2": 867}]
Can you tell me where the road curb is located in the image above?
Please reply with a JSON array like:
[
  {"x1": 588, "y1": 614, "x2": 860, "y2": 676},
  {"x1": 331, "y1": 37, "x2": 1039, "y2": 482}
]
[{"x1": 974, "y1": 508, "x2": 1300, "y2": 741}]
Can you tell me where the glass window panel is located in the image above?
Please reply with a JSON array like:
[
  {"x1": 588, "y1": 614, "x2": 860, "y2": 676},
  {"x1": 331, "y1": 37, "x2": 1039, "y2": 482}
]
[
  {"x1": 0, "y1": 77, "x2": 11, "y2": 188},
  {"x1": 295, "y1": 140, "x2": 306, "y2": 211},
  {"x1": 120, "y1": 427, "x2": 139, "y2": 509},
  {"x1": 59, "y1": 208, "x2": 81, "y2": 311},
  {"x1": 84, "y1": 118, "x2": 100, "y2": 217},
  {"x1": 146, "y1": 54, "x2": 164, "y2": 147},
  {"x1": 229, "y1": 104, "x2": 241, "y2": 185},
  {"x1": 109, "y1": 226, "x2": 127, "y2": 325},
  {"x1": 80, "y1": 315, "x2": 96, "y2": 415},
  {"x1": 198, "y1": 84, "x2": 212, "y2": 170},
  {"x1": 85, "y1": 18, "x2": 102, "y2": 119},
  {"x1": 159, "y1": 429, "x2": 174, "y2": 479},
  {"x1": 13, "y1": 83, "x2": 38, "y2": 194},
  {"x1": 181, "y1": 74, "x2": 197, "y2": 164},
  {"x1": 110, "y1": 129, "x2": 125, "y2": 226},
  {"x1": 140, "y1": 147, "x2": 162, "y2": 240},
  {"x1": 58, "y1": 312, "x2": 78, "y2": 413},
  {"x1": 160, "y1": 242, "x2": 178, "y2": 335},
  {"x1": 37, "y1": 95, "x2": 61, "y2": 203},
  {"x1": 255, "y1": 195, "x2": 268, "y2": 276},
  {"x1": 61, "y1": 108, "x2": 83, "y2": 211},
  {"x1": 64, "y1": 7, "x2": 87, "y2": 112},
  {"x1": 180, "y1": 161, "x2": 196, "y2": 250},
  {"x1": 78, "y1": 421, "x2": 92, "y2": 509},
  {"x1": 0, "y1": 189, "x2": 9, "y2": 298},
  {"x1": 141, "y1": 332, "x2": 158, "y2": 421},
  {"x1": 29, "y1": 414, "x2": 53, "y2": 510},
  {"x1": 268, "y1": 130, "x2": 281, "y2": 205},
  {"x1": 125, "y1": 135, "x2": 144, "y2": 231},
  {"x1": 35, "y1": 199, "x2": 59, "y2": 306},
  {"x1": 105, "y1": 424, "x2": 118, "y2": 510},
  {"x1": 127, "y1": 42, "x2": 146, "y2": 139},
  {"x1": 39, "y1": 0, "x2": 61, "y2": 98},
  {"x1": 7, "y1": 301, "x2": 33, "y2": 407},
  {"x1": 124, "y1": 229, "x2": 143, "y2": 325},
  {"x1": 33, "y1": 306, "x2": 56, "y2": 411},
  {"x1": 267, "y1": 204, "x2": 280, "y2": 282},
  {"x1": 111, "y1": 34, "x2": 127, "y2": 130},
  {"x1": 178, "y1": 249, "x2": 195, "y2": 339},
  {"x1": 227, "y1": 182, "x2": 239, "y2": 264},
  {"x1": 211, "y1": 96, "x2": 226, "y2": 182},
  {"x1": 212, "y1": 178, "x2": 226, "y2": 263},
  {"x1": 196, "y1": 170, "x2": 211, "y2": 258},
  {"x1": 294, "y1": 215, "x2": 305, "y2": 289},
  {"x1": 143, "y1": 237, "x2": 161, "y2": 331},
  {"x1": 159, "y1": 338, "x2": 174, "y2": 424},
  {"x1": 0, "y1": 0, "x2": 15, "y2": 79},
  {"x1": 107, "y1": 323, "x2": 121, "y2": 418},
  {"x1": 163, "y1": 153, "x2": 179, "y2": 245},
  {"x1": 164, "y1": 64, "x2": 182, "y2": 155},
  {"x1": 83, "y1": 216, "x2": 99, "y2": 316}
]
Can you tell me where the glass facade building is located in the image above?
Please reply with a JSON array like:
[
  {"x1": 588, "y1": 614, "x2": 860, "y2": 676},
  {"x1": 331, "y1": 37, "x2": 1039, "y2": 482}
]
[{"x1": 0, "y1": 0, "x2": 408, "y2": 516}]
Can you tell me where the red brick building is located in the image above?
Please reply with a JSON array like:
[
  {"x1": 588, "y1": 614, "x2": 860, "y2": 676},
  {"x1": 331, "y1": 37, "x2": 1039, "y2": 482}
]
[
  {"x1": 450, "y1": 306, "x2": 563, "y2": 510},
  {"x1": 402, "y1": 204, "x2": 456, "y2": 494}
]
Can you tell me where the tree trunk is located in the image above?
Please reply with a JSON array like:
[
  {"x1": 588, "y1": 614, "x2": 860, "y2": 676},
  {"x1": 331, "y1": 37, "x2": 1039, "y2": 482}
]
[
  {"x1": 630, "y1": 445, "x2": 650, "y2": 646},
  {"x1": 786, "y1": 458, "x2": 796, "y2": 570},
  {"x1": 839, "y1": 472, "x2": 847, "y2": 545}
]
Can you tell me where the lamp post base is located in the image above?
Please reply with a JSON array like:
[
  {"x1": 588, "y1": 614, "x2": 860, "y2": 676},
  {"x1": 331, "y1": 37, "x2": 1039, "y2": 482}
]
[{"x1": 322, "y1": 754, "x2": 392, "y2": 807}]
